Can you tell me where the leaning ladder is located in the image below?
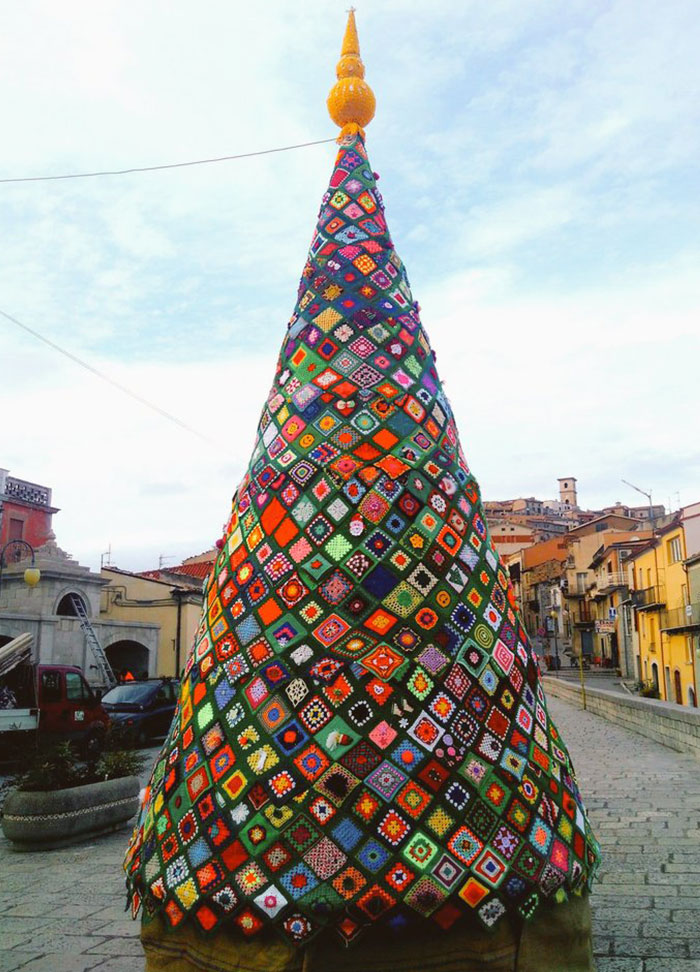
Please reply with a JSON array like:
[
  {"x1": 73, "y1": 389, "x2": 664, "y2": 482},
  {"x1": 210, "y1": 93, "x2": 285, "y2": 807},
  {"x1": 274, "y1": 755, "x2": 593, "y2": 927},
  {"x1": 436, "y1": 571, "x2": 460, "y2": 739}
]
[{"x1": 69, "y1": 594, "x2": 117, "y2": 689}]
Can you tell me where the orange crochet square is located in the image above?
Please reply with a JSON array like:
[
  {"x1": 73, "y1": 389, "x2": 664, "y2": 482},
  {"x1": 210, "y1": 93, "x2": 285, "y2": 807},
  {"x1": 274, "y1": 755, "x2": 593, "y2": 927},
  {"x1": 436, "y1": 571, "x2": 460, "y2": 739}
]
[
  {"x1": 459, "y1": 877, "x2": 489, "y2": 908},
  {"x1": 372, "y1": 428, "x2": 398, "y2": 449},
  {"x1": 377, "y1": 455, "x2": 409, "y2": 479},
  {"x1": 274, "y1": 517, "x2": 299, "y2": 546},
  {"x1": 363, "y1": 608, "x2": 398, "y2": 635},
  {"x1": 261, "y1": 498, "x2": 286, "y2": 532},
  {"x1": 257, "y1": 598, "x2": 283, "y2": 626}
]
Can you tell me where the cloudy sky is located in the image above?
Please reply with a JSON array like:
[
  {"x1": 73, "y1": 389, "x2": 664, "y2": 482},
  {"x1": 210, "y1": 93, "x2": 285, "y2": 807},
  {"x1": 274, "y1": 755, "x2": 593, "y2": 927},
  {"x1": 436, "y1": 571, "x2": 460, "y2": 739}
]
[{"x1": 1, "y1": 0, "x2": 698, "y2": 571}]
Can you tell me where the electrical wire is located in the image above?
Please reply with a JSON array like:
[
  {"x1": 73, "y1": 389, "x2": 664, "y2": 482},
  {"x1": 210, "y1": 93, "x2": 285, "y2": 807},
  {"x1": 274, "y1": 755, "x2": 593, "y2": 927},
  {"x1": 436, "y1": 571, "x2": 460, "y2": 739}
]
[
  {"x1": 0, "y1": 307, "x2": 214, "y2": 444},
  {"x1": 0, "y1": 137, "x2": 336, "y2": 184}
]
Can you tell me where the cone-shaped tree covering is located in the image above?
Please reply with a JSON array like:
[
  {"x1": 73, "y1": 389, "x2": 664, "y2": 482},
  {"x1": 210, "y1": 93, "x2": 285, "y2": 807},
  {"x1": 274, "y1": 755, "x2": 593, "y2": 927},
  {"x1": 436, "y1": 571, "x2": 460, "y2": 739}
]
[{"x1": 124, "y1": 134, "x2": 600, "y2": 946}]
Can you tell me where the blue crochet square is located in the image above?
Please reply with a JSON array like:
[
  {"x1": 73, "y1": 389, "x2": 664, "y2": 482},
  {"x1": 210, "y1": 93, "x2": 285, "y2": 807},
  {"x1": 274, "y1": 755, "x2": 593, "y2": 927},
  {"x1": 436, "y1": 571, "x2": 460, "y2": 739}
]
[
  {"x1": 357, "y1": 838, "x2": 391, "y2": 873},
  {"x1": 331, "y1": 818, "x2": 362, "y2": 851},
  {"x1": 280, "y1": 862, "x2": 319, "y2": 900},
  {"x1": 186, "y1": 837, "x2": 211, "y2": 869},
  {"x1": 235, "y1": 615, "x2": 261, "y2": 646},
  {"x1": 214, "y1": 680, "x2": 235, "y2": 710}
]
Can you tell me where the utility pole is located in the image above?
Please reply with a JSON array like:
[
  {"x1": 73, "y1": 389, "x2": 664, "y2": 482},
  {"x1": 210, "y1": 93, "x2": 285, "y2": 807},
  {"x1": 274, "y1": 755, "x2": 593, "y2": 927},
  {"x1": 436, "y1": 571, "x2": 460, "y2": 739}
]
[
  {"x1": 622, "y1": 478, "x2": 665, "y2": 699},
  {"x1": 621, "y1": 479, "x2": 655, "y2": 530}
]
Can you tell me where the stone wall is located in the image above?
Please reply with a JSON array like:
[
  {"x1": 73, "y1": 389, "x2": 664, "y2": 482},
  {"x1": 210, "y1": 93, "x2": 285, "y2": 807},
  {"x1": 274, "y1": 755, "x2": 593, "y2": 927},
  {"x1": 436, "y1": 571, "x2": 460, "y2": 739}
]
[{"x1": 543, "y1": 675, "x2": 700, "y2": 758}]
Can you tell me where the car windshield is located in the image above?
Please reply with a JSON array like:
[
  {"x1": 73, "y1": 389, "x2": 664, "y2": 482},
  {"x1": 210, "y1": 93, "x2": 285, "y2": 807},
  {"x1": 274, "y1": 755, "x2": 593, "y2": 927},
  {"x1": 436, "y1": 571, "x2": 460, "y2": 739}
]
[{"x1": 102, "y1": 684, "x2": 157, "y2": 704}]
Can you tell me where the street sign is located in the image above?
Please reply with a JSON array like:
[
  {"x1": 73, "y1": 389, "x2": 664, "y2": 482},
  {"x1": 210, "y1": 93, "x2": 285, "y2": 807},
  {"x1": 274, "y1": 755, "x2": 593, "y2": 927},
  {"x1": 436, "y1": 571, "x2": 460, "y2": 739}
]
[
  {"x1": 609, "y1": 607, "x2": 617, "y2": 620},
  {"x1": 595, "y1": 620, "x2": 615, "y2": 634}
]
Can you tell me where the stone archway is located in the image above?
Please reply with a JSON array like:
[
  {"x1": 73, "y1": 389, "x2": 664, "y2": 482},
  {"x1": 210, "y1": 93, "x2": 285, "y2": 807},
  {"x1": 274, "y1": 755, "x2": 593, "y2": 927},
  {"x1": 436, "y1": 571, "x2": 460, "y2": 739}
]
[
  {"x1": 105, "y1": 640, "x2": 151, "y2": 680},
  {"x1": 55, "y1": 591, "x2": 88, "y2": 617}
]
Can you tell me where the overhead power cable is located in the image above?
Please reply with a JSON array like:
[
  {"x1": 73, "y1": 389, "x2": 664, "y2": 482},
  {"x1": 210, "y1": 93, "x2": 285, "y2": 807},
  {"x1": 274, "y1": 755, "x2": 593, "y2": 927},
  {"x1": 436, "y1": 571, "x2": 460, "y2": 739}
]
[
  {"x1": 0, "y1": 137, "x2": 336, "y2": 185},
  {"x1": 0, "y1": 307, "x2": 213, "y2": 444}
]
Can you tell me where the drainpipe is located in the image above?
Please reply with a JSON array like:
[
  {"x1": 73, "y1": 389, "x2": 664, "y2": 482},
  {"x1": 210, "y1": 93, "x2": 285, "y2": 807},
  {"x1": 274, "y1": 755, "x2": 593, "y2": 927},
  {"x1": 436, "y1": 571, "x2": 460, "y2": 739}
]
[
  {"x1": 173, "y1": 588, "x2": 183, "y2": 677},
  {"x1": 651, "y1": 532, "x2": 667, "y2": 700},
  {"x1": 681, "y1": 532, "x2": 698, "y2": 707}
]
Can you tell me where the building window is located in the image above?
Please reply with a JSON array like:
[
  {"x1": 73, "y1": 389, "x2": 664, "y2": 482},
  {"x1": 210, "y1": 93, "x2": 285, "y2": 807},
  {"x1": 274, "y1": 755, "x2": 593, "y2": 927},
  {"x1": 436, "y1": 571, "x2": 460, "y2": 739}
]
[
  {"x1": 9, "y1": 517, "x2": 24, "y2": 540},
  {"x1": 687, "y1": 637, "x2": 694, "y2": 665},
  {"x1": 668, "y1": 536, "x2": 682, "y2": 564},
  {"x1": 576, "y1": 572, "x2": 587, "y2": 594}
]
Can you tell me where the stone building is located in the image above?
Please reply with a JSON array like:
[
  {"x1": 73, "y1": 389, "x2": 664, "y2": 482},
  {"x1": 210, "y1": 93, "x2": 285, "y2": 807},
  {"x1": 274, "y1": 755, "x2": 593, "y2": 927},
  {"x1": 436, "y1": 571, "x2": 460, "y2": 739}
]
[{"x1": 0, "y1": 539, "x2": 159, "y2": 687}]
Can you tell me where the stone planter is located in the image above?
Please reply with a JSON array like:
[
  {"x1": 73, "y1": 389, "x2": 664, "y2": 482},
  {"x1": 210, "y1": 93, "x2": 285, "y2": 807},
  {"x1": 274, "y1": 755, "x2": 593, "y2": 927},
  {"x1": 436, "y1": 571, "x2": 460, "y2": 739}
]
[{"x1": 1, "y1": 775, "x2": 140, "y2": 850}]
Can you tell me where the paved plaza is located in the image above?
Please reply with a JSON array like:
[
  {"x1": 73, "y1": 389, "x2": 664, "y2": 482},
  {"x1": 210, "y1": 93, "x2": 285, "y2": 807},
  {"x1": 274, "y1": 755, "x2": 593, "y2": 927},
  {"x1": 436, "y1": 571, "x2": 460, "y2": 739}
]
[{"x1": 1, "y1": 697, "x2": 700, "y2": 971}]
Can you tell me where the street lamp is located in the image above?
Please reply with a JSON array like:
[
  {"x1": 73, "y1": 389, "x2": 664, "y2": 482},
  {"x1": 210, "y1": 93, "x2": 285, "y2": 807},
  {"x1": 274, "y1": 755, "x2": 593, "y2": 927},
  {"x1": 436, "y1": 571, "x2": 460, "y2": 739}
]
[
  {"x1": 549, "y1": 609, "x2": 560, "y2": 671},
  {"x1": 0, "y1": 540, "x2": 41, "y2": 594}
]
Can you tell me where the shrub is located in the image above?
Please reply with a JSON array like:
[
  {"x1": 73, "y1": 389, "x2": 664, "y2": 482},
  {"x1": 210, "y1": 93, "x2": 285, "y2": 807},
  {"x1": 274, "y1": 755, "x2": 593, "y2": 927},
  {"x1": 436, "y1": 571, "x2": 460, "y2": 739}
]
[
  {"x1": 18, "y1": 742, "x2": 86, "y2": 792},
  {"x1": 95, "y1": 749, "x2": 145, "y2": 781},
  {"x1": 16, "y1": 742, "x2": 145, "y2": 792}
]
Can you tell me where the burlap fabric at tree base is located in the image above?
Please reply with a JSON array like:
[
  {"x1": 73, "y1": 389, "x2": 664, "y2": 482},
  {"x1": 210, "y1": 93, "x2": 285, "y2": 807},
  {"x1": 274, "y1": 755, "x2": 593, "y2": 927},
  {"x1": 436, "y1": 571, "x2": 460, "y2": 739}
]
[{"x1": 141, "y1": 892, "x2": 594, "y2": 971}]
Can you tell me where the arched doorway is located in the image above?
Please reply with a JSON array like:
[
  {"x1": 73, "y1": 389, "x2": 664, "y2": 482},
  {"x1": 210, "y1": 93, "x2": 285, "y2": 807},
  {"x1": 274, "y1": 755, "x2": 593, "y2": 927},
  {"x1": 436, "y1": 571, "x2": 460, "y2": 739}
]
[
  {"x1": 651, "y1": 662, "x2": 659, "y2": 693},
  {"x1": 106, "y1": 640, "x2": 150, "y2": 680},
  {"x1": 610, "y1": 632, "x2": 619, "y2": 667},
  {"x1": 688, "y1": 686, "x2": 697, "y2": 708},
  {"x1": 674, "y1": 669, "x2": 683, "y2": 705},
  {"x1": 55, "y1": 592, "x2": 88, "y2": 617}
]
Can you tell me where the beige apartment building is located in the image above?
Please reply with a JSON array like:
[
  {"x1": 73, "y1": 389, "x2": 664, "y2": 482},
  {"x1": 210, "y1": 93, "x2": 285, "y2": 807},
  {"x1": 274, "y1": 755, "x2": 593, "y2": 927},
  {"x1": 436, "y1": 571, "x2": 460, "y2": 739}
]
[{"x1": 100, "y1": 567, "x2": 204, "y2": 677}]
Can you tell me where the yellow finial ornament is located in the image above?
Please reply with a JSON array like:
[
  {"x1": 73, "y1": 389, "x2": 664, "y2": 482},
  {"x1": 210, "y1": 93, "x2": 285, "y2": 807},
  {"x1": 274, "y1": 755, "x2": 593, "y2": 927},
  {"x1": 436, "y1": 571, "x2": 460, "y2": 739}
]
[{"x1": 327, "y1": 8, "x2": 376, "y2": 141}]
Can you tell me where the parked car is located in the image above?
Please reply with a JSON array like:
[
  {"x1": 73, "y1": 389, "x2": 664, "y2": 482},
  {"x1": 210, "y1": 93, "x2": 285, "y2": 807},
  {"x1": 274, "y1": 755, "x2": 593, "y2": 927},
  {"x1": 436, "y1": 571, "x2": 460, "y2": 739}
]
[
  {"x1": 0, "y1": 635, "x2": 110, "y2": 760},
  {"x1": 101, "y1": 678, "x2": 179, "y2": 747}
]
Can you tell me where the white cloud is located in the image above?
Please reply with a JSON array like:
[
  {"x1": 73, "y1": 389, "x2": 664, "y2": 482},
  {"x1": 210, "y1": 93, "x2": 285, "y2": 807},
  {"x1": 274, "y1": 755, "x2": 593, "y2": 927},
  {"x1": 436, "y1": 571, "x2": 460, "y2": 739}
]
[{"x1": 0, "y1": 0, "x2": 698, "y2": 569}]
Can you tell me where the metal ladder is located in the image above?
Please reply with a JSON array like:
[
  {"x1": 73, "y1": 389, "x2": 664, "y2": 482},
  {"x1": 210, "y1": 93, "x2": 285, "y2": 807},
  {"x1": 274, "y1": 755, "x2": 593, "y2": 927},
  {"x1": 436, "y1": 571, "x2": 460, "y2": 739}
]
[{"x1": 69, "y1": 594, "x2": 117, "y2": 689}]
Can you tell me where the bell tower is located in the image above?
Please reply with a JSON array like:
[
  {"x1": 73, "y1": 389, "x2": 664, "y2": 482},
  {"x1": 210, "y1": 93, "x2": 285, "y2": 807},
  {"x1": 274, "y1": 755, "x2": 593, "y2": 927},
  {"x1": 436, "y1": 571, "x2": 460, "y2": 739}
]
[{"x1": 558, "y1": 477, "x2": 578, "y2": 508}]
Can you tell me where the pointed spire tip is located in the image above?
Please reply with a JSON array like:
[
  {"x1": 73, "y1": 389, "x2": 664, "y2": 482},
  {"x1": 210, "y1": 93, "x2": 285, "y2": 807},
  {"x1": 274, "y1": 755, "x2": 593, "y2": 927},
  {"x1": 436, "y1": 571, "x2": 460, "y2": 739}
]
[{"x1": 327, "y1": 9, "x2": 376, "y2": 141}]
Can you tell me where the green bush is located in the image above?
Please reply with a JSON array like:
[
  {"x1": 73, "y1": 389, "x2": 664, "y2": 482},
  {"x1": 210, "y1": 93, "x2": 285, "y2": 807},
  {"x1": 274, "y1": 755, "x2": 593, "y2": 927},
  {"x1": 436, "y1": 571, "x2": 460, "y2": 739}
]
[
  {"x1": 18, "y1": 742, "x2": 86, "y2": 792},
  {"x1": 16, "y1": 742, "x2": 145, "y2": 792},
  {"x1": 95, "y1": 749, "x2": 145, "y2": 781}
]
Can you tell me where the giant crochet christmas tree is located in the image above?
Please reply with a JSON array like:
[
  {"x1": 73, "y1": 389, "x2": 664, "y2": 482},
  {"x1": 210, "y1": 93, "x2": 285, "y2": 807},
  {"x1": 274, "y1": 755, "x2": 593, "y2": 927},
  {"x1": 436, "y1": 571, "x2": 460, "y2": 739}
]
[{"x1": 124, "y1": 12, "x2": 600, "y2": 947}]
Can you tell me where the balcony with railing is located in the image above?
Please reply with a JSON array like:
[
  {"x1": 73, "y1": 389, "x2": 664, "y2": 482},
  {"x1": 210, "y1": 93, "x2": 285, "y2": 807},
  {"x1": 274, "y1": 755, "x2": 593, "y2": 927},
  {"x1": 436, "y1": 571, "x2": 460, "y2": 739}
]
[
  {"x1": 661, "y1": 603, "x2": 700, "y2": 633},
  {"x1": 572, "y1": 606, "x2": 595, "y2": 627},
  {"x1": 632, "y1": 586, "x2": 666, "y2": 611},
  {"x1": 2, "y1": 476, "x2": 52, "y2": 507},
  {"x1": 597, "y1": 571, "x2": 629, "y2": 594}
]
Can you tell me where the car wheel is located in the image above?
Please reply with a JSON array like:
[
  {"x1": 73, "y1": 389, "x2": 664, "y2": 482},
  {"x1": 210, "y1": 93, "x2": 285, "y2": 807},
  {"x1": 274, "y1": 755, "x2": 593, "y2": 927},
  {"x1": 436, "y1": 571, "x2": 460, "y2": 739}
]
[{"x1": 84, "y1": 728, "x2": 105, "y2": 760}]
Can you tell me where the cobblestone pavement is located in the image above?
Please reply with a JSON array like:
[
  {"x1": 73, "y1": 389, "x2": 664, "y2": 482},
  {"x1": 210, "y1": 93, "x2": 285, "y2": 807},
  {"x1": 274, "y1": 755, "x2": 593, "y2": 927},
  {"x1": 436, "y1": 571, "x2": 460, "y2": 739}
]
[
  {"x1": 0, "y1": 747, "x2": 160, "y2": 972},
  {"x1": 548, "y1": 694, "x2": 700, "y2": 972},
  {"x1": 1, "y1": 700, "x2": 699, "y2": 971}
]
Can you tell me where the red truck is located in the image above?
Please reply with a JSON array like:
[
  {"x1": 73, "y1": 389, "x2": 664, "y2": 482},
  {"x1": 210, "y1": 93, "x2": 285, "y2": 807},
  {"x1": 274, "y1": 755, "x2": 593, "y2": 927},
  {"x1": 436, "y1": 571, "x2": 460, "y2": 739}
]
[{"x1": 0, "y1": 634, "x2": 110, "y2": 759}]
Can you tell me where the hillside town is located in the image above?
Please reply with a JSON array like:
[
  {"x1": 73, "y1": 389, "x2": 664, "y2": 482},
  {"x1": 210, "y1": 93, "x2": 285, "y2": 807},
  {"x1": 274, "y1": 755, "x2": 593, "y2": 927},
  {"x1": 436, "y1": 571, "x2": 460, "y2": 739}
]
[{"x1": 2, "y1": 466, "x2": 698, "y2": 708}]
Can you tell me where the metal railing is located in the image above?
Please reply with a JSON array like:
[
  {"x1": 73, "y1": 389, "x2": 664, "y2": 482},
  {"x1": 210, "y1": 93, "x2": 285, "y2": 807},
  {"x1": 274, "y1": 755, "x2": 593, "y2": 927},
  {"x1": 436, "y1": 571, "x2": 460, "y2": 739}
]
[
  {"x1": 633, "y1": 586, "x2": 666, "y2": 610},
  {"x1": 597, "y1": 571, "x2": 628, "y2": 592},
  {"x1": 661, "y1": 603, "x2": 700, "y2": 632}
]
